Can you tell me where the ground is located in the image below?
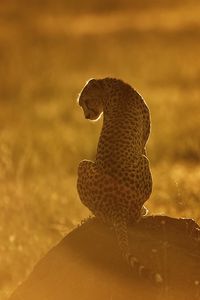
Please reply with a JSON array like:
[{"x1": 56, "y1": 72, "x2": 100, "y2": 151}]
[{"x1": 0, "y1": 1, "x2": 200, "y2": 299}]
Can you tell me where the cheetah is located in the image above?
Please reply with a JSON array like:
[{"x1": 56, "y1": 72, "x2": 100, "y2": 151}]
[{"x1": 77, "y1": 77, "x2": 162, "y2": 284}]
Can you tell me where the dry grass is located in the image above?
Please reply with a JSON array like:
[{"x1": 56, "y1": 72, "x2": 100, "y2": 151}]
[{"x1": 0, "y1": 1, "x2": 200, "y2": 299}]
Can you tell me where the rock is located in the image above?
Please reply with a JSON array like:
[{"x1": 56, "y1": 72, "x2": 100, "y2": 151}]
[{"x1": 10, "y1": 215, "x2": 200, "y2": 300}]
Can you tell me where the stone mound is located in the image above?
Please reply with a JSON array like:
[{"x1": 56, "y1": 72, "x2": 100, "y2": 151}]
[{"x1": 10, "y1": 215, "x2": 200, "y2": 300}]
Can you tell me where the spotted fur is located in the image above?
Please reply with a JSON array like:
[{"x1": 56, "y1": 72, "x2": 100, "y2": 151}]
[{"x1": 77, "y1": 78, "x2": 162, "y2": 284}]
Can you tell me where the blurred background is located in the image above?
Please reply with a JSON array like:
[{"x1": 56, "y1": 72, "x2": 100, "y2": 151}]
[{"x1": 0, "y1": 0, "x2": 200, "y2": 298}]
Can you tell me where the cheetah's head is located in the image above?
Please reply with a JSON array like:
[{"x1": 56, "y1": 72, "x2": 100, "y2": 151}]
[{"x1": 77, "y1": 79, "x2": 104, "y2": 121}]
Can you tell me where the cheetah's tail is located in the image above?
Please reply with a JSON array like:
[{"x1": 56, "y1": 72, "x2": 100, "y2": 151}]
[{"x1": 114, "y1": 216, "x2": 163, "y2": 285}]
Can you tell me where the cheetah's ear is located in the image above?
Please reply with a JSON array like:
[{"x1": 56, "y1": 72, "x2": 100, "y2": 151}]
[
  {"x1": 86, "y1": 78, "x2": 95, "y2": 85},
  {"x1": 86, "y1": 78, "x2": 104, "y2": 90},
  {"x1": 86, "y1": 78, "x2": 99, "y2": 88}
]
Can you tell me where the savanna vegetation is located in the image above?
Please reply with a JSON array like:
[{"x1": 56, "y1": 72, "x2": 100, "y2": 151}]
[{"x1": 0, "y1": 1, "x2": 200, "y2": 298}]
